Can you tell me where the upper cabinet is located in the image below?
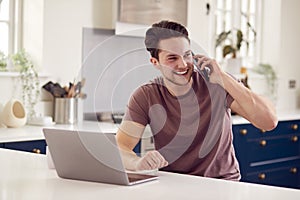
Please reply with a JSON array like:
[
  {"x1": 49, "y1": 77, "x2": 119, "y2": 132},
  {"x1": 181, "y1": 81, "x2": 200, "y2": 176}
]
[
  {"x1": 115, "y1": 0, "x2": 212, "y2": 55},
  {"x1": 115, "y1": 0, "x2": 188, "y2": 36},
  {"x1": 118, "y1": 0, "x2": 188, "y2": 26}
]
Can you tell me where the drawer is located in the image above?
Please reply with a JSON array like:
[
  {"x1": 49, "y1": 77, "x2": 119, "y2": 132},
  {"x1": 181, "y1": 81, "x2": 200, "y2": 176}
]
[
  {"x1": 247, "y1": 134, "x2": 300, "y2": 163},
  {"x1": 276, "y1": 120, "x2": 300, "y2": 135},
  {"x1": 233, "y1": 120, "x2": 300, "y2": 139},
  {"x1": 3, "y1": 140, "x2": 47, "y2": 154},
  {"x1": 244, "y1": 160, "x2": 300, "y2": 189}
]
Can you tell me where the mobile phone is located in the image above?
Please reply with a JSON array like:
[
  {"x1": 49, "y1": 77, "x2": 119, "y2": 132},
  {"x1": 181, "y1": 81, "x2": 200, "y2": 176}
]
[{"x1": 192, "y1": 53, "x2": 211, "y2": 82}]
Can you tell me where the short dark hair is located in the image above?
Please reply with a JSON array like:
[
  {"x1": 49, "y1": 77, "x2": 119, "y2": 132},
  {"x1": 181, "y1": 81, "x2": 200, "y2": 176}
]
[{"x1": 144, "y1": 20, "x2": 190, "y2": 60}]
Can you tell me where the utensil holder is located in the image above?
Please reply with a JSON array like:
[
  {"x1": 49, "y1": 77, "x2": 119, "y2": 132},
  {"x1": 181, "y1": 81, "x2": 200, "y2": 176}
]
[{"x1": 54, "y1": 98, "x2": 78, "y2": 124}]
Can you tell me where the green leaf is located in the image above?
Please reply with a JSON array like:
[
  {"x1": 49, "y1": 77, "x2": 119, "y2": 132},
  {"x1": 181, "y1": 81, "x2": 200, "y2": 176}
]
[
  {"x1": 223, "y1": 45, "x2": 236, "y2": 58},
  {"x1": 236, "y1": 30, "x2": 243, "y2": 50},
  {"x1": 216, "y1": 31, "x2": 231, "y2": 47}
]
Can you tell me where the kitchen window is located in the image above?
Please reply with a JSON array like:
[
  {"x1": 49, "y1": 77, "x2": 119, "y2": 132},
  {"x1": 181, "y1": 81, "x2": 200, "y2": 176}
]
[
  {"x1": 213, "y1": 0, "x2": 261, "y2": 67},
  {"x1": 0, "y1": 0, "x2": 21, "y2": 56}
]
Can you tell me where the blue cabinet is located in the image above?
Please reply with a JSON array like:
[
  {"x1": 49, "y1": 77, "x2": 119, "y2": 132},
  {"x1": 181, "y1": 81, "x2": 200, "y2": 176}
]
[
  {"x1": 233, "y1": 120, "x2": 300, "y2": 189},
  {"x1": 0, "y1": 140, "x2": 47, "y2": 154}
]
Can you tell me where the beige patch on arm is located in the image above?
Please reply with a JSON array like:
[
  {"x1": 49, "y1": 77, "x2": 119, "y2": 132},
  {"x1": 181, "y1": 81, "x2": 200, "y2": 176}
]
[{"x1": 118, "y1": 120, "x2": 145, "y2": 139}]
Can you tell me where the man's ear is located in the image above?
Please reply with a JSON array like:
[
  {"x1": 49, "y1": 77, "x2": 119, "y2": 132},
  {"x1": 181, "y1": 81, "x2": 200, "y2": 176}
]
[{"x1": 150, "y1": 57, "x2": 159, "y2": 69}]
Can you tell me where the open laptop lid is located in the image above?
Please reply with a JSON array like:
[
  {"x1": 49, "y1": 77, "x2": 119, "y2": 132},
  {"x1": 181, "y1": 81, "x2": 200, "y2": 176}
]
[{"x1": 43, "y1": 128, "x2": 157, "y2": 185}]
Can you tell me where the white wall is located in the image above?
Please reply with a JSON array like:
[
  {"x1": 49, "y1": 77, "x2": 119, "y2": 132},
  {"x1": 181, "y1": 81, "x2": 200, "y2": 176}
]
[
  {"x1": 260, "y1": 0, "x2": 281, "y2": 67},
  {"x1": 187, "y1": 0, "x2": 212, "y2": 55},
  {"x1": 277, "y1": 0, "x2": 300, "y2": 110},
  {"x1": 23, "y1": 0, "x2": 115, "y2": 85},
  {"x1": 260, "y1": 0, "x2": 300, "y2": 110},
  {"x1": 22, "y1": 0, "x2": 44, "y2": 71}
]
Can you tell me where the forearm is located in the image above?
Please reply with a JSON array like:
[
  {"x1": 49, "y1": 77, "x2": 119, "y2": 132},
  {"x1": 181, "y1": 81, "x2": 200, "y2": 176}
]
[
  {"x1": 119, "y1": 147, "x2": 140, "y2": 171},
  {"x1": 119, "y1": 147, "x2": 169, "y2": 171},
  {"x1": 117, "y1": 128, "x2": 168, "y2": 171},
  {"x1": 194, "y1": 55, "x2": 277, "y2": 130},
  {"x1": 221, "y1": 72, "x2": 278, "y2": 130}
]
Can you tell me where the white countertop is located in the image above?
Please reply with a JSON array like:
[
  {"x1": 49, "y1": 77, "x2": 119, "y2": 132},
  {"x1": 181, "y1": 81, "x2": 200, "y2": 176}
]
[
  {"x1": 0, "y1": 148, "x2": 299, "y2": 200},
  {"x1": 232, "y1": 109, "x2": 300, "y2": 124},
  {"x1": 0, "y1": 121, "x2": 119, "y2": 143}
]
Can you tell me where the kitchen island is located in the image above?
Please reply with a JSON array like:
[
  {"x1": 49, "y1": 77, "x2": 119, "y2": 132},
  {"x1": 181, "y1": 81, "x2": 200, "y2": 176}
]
[
  {"x1": 0, "y1": 148, "x2": 299, "y2": 200},
  {"x1": 1, "y1": 110, "x2": 300, "y2": 189}
]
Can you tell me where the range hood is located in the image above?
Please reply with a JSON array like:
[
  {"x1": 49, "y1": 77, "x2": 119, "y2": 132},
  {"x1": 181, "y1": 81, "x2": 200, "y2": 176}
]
[{"x1": 116, "y1": 0, "x2": 188, "y2": 36}]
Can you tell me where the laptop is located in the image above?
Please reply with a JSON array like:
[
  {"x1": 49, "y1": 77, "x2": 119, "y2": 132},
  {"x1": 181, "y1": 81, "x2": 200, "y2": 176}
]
[{"x1": 43, "y1": 128, "x2": 158, "y2": 185}]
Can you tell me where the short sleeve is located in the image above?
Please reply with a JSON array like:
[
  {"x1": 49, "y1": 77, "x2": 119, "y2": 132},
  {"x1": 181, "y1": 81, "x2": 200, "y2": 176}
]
[
  {"x1": 225, "y1": 93, "x2": 234, "y2": 108},
  {"x1": 123, "y1": 86, "x2": 150, "y2": 126}
]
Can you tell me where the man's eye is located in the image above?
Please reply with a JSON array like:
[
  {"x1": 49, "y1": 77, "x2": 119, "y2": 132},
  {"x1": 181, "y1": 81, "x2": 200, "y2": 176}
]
[
  {"x1": 168, "y1": 57, "x2": 177, "y2": 61},
  {"x1": 184, "y1": 52, "x2": 192, "y2": 58}
]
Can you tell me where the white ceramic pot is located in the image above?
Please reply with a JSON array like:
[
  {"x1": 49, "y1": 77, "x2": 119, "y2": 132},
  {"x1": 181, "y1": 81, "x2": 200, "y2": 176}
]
[
  {"x1": 1, "y1": 99, "x2": 27, "y2": 128},
  {"x1": 226, "y1": 57, "x2": 242, "y2": 75}
]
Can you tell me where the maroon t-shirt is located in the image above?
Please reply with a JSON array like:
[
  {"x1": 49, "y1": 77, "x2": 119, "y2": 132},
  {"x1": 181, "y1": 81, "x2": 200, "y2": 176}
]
[{"x1": 123, "y1": 72, "x2": 241, "y2": 180}]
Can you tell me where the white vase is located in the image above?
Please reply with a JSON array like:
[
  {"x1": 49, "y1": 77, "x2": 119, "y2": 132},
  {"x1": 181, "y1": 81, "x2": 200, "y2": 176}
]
[
  {"x1": 1, "y1": 99, "x2": 27, "y2": 128},
  {"x1": 226, "y1": 57, "x2": 242, "y2": 75}
]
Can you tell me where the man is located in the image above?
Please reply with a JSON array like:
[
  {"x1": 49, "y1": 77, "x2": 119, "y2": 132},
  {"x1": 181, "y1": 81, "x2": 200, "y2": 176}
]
[{"x1": 116, "y1": 20, "x2": 277, "y2": 180}]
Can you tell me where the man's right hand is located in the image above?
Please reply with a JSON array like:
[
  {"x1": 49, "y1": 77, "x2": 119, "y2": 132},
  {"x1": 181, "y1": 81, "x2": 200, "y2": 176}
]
[{"x1": 135, "y1": 150, "x2": 168, "y2": 171}]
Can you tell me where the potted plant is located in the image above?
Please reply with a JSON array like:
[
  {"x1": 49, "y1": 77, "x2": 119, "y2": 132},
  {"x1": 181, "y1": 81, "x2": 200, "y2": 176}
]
[
  {"x1": 216, "y1": 21, "x2": 256, "y2": 58},
  {"x1": 215, "y1": 21, "x2": 256, "y2": 74},
  {"x1": 0, "y1": 51, "x2": 7, "y2": 71},
  {"x1": 10, "y1": 49, "x2": 40, "y2": 120},
  {"x1": 251, "y1": 63, "x2": 278, "y2": 102}
]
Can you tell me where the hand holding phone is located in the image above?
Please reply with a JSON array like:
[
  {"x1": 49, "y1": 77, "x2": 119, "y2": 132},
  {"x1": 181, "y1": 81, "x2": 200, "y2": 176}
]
[{"x1": 192, "y1": 53, "x2": 211, "y2": 82}]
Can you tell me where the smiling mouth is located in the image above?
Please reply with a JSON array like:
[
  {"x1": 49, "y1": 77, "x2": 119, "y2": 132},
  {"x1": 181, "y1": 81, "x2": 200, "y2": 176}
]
[{"x1": 174, "y1": 69, "x2": 188, "y2": 75}]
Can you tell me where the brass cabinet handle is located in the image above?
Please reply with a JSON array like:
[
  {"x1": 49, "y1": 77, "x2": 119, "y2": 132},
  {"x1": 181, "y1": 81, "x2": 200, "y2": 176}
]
[
  {"x1": 260, "y1": 129, "x2": 266, "y2": 133},
  {"x1": 258, "y1": 173, "x2": 266, "y2": 180},
  {"x1": 291, "y1": 136, "x2": 298, "y2": 142},
  {"x1": 290, "y1": 167, "x2": 298, "y2": 174},
  {"x1": 240, "y1": 129, "x2": 247, "y2": 135},
  {"x1": 259, "y1": 140, "x2": 267, "y2": 147},
  {"x1": 32, "y1": 148, "x2": 41, "y2": 154},
  {"x1": 291, "y1": 124, "x2": 298, "y2": 130}
]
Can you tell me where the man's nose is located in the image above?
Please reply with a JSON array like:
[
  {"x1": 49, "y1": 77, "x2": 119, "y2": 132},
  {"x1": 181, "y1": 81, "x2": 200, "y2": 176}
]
[{"x1": 178, "y1": 56, "x2": 188, "y2": 68}]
